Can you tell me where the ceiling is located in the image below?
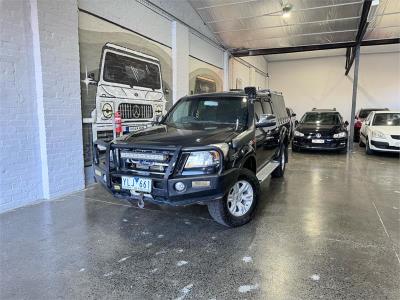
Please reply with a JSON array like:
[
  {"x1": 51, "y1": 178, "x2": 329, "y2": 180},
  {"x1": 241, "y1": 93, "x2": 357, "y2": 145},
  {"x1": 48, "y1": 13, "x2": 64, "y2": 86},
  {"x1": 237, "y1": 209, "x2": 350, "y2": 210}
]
[{"x1": 189, "y1": 0, "x2": 400, "y2": 57}]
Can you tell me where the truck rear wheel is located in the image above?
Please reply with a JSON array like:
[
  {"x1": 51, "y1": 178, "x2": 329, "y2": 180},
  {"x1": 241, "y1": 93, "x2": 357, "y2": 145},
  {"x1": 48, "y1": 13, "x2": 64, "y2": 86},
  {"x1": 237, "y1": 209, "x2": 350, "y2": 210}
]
[
  {"x1": 271, "y1": 144, "x2": 287, "y2": 178},
  {"x1": 207, "y1": 169, "x2": 260, "y2": 227}
]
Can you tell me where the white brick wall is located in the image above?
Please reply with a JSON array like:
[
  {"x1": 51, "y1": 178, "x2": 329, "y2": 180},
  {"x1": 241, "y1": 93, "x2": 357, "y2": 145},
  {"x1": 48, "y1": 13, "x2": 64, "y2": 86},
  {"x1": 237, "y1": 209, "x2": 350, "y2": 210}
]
[
  {"x1": 0, "y1": 0, "x2": 43, "y2": 211},
  {"x1": 36, "y1": 0, "x2": 84, "y2": 197},
  {"x1": 0, "y1": 0, "x2": 84, "y2": 213}
]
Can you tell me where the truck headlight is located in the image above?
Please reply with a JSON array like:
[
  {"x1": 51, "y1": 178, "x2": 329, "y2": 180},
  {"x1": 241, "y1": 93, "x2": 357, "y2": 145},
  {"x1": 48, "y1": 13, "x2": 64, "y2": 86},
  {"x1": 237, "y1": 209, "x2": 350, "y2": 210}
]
[
  {"x1": 333, "y1": 132, "x2": 347, "y2": 138},
  {"x1": 101, "y1": 102, "x2": 113, "y2": 119},
  {"x1": 294, "y1": 130, "x2": 304, "y2": 137},
  {"x1": 154, "y1": 104, "x2": 163, "y2": 116},
  {"x1": 184, "y1": 151, "x2": 221, "y2": 170},
  {"x1": 372, "y1": 131, "x2": 386, "y2": 139}
]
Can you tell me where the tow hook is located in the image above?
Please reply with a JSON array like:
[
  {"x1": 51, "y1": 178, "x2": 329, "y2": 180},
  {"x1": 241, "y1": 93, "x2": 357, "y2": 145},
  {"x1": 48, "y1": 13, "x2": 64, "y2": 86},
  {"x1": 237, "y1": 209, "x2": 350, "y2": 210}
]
[{"x1": 138, "y1": 193, "x2": 145, "y2": 209}]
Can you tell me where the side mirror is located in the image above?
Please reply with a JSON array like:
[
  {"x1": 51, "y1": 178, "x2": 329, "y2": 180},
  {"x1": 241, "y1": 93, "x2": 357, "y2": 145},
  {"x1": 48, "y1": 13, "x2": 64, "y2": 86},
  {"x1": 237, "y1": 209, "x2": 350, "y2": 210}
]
[
  {"x1": 344, "y1": 121, "x2": 349, "y2": 127},
  {"x1": 256, "y1": 114, "x2": 277, "y2": 128},
  {"x1": 86, "y1": 72, "x2": 98, "y2": 85},
  {"x1": 164, "y1": 88, "x2": 170, "y2": 95},
  {"x1": 295, "y1": 120, "x2": 299, "y2": 126},
  {"x1": 291, "y1": 113, "x2": 296, "y2": 117},
  {"x1": 365, "y1": 121, "x2": 370, "y2": 126}
]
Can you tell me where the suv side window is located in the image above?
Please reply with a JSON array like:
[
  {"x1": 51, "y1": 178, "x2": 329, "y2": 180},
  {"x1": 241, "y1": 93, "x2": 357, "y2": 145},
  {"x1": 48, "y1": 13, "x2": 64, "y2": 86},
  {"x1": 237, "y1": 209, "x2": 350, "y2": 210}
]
[
  {"x1": 254, "y1": 100, "x2": 264, "y2": 120},
  {"x1": 262, "y1": 101, "x2": 273, "y2": 115},
  {"x1": 270, "y1": 94, "x2": 286, "y2": 119}
]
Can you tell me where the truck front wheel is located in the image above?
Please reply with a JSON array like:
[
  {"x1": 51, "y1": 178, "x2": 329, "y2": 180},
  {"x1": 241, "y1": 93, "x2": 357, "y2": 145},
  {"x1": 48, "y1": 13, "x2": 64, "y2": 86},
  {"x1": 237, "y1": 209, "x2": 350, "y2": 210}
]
[{"x1": 207, "y1": 169, "x2": 260, "y2": 227}]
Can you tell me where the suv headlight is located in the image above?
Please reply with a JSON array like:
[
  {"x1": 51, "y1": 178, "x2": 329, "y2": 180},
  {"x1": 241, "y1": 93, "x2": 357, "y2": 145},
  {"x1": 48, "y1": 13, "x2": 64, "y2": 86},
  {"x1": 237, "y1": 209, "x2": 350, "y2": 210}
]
[
  {"x1": 372, "y1": 131, "x2": 386, "y2": 139},
  {"x1": 333, "y1": 132, "x2": 347, "y2": 138},
  {"x1": 154, "y1": 104, "x2": 163, "y2": 116},
  {"x1": 183, "y1": 150, "x2": 221, "y2": 175},
  {"x1": 294, "y1": 130, "x2": 304, "y2": 137}
]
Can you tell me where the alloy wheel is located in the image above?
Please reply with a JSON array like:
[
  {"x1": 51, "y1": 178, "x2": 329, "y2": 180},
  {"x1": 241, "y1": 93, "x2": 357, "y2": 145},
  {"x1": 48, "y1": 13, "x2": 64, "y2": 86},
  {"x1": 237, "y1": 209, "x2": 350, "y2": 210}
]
[{"x1": 227, "y1": 180, "x2": 254, "y2": 217}]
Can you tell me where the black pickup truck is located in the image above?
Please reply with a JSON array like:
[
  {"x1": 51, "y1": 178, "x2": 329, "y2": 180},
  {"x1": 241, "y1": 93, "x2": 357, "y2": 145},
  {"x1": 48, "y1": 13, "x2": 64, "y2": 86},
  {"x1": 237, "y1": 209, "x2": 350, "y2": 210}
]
[{"x1": 94, "y1": 87, "x2": 290, "y2": 227}]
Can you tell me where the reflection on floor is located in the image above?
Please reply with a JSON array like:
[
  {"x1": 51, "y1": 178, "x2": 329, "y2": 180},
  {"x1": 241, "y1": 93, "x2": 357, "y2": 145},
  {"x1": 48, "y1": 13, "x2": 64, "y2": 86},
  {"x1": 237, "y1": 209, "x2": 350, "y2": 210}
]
[{"x1": 1, "y1": 145, "x2": 399, "y2": 299}]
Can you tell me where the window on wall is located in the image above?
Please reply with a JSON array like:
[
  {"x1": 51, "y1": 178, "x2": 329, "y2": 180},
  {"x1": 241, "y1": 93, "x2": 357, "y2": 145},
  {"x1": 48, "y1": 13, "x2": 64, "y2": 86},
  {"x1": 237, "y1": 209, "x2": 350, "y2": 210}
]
[{"x1": 194, "y1": 76, "x2": 217, "y2": 94}]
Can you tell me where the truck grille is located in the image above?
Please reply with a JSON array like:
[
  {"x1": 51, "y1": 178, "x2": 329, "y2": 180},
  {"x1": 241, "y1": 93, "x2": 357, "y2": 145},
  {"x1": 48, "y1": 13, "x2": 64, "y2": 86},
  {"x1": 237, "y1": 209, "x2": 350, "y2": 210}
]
[{"x1": 118, "y1": 103, "x2": 153, "y2": 120}]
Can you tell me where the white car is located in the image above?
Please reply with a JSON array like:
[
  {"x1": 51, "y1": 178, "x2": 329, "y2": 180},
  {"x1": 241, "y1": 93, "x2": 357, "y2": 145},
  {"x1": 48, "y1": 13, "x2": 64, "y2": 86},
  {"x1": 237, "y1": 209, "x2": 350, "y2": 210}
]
[{"x1": 359, "y1": 110, "x2": 400, "y2": 154}]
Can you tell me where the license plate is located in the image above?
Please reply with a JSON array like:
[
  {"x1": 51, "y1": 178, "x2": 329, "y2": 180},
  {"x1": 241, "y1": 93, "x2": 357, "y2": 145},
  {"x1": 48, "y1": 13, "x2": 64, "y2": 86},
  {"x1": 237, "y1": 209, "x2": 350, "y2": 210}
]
[
  {"x1": 121, "y1": 176, "x2": 152, "y2": 193},
  {"x1": 312, "y1": 139, "x2": 325, "y2": 144},
  {"x1": 123, "y1": 126, "x2": 146, "y2": 133},
  {"x1": 129, "y1": 126, "x2": 145, "y2": 132}
]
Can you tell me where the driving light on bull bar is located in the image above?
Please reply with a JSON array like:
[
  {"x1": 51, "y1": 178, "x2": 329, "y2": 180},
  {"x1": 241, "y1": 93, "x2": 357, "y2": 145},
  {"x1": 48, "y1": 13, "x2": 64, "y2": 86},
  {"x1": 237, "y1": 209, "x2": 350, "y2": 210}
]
[
  {"x1": 174, "y1": 182, "x2": 186, "y2": 192},
  {"x1": 184, "y1": 151, "x2": 220, "y2": 169},
  {"x1": 192, "y1": 181, "x2": 210, "y2": 188}
]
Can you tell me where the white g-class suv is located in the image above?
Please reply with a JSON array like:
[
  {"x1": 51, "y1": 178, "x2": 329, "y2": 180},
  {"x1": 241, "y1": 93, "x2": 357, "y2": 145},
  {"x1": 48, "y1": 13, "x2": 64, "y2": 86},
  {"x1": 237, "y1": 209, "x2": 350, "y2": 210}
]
[{"x1": 359, "y1": 110, "x2": 400, "y2": 154}]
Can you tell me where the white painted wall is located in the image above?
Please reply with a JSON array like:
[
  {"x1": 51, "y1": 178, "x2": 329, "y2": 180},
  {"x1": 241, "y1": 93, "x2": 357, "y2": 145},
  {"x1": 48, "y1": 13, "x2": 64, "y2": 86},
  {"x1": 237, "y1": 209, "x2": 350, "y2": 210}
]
[
  {"x1": 172, "y1": 21, "x2": 189, "y2": 103},
  {"x1": 149, "y1": 0, "x2": 219, "y2": 44},
  {"x1": 35, "y1": 0, "x2": 84, "y2": 198},
  {"x1": 268, "y1": 52, "x2": 400, "y2": 122},
  {"x1": 79, "y1": 0, "x2": 172, "y2": 47},
  {"x1": 189, "y1": 33, "x2": 224, "y2": 68},
  {"x1": 230, "y1": 56, "x2": 269, "y2": 90},
  {"x1": 0, "y1": 0, "x2": 43, "y2": 211},
  {"x1": 0, "y1": 0, "x2": 84, "y2": 213}
]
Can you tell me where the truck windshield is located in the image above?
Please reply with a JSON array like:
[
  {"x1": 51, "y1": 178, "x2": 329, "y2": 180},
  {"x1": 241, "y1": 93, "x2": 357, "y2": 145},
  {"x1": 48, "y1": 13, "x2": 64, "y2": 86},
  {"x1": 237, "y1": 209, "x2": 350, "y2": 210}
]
[
  {"x1": 164, "y1": 97, "x2": 248, "y2": 130},
  {"x1": 103, "y1": 51, "x2": 161, "y2": 90},
  {"x1": 301, "y1": 112, "x2": 341, "y2": 125},
  {"x1": 372, "y1": 113, "x2": 400, "y2": 126}
]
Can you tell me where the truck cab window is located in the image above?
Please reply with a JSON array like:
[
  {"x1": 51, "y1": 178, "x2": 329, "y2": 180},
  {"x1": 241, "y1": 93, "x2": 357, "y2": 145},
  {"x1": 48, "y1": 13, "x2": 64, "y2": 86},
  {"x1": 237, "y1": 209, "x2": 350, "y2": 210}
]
[{"x1": 103, "y1": 51, "x2": 161, "y2": 90}]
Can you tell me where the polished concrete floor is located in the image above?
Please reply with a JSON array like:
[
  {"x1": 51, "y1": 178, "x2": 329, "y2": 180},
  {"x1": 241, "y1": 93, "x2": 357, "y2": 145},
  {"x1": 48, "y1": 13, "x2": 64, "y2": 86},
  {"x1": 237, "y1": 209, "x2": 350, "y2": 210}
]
[{"x1": 1, "y1": 145, "x2": 399, "y2": 299}]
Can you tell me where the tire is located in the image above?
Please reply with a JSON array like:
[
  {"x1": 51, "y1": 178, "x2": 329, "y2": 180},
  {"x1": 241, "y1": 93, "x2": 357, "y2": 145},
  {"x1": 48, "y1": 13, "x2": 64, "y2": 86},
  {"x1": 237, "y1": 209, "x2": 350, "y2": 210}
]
[
  {"x1": 271, "y1": 143, "x2": 287, "y2": 178},
  {"x1": 207, "y1": 169, "x2": 260, "y2": 227},
  {"x1": 366, "y1": 138, "x2": 374, "y2": 155}
]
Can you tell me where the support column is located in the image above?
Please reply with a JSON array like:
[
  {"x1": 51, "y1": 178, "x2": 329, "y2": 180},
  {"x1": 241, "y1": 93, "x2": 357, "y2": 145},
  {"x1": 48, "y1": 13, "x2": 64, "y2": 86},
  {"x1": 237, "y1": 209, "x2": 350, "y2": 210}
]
[
  {"x1": 30, "y1": 0, "x2": 85, "y2": 198},
  {"x1": 172, "y1": 21, "x2": 189, "y2": 103},
  {"x1": 223, "y1": 51, "x2": 230, "y2": 91},
  {"x1": 348, "y1": 45, "x2": 360, "y2": 152}
]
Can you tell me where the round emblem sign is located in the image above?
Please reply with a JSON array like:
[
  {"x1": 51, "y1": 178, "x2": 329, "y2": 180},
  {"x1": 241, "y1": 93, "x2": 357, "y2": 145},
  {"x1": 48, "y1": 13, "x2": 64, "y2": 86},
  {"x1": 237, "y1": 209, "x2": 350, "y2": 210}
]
[
  {"x1": 316, "y1": 133, "x2": 322, "y2": 138},
  {"x1": 101, "y1": 103, "x2": 113, "y2": 119}
]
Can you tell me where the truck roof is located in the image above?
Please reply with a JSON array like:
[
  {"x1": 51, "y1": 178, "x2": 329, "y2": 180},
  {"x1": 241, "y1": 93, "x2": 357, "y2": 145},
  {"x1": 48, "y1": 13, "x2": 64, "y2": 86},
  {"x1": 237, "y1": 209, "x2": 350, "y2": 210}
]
[{"x1": 105, "y1": 43, "x2": 160, "y2": 62}]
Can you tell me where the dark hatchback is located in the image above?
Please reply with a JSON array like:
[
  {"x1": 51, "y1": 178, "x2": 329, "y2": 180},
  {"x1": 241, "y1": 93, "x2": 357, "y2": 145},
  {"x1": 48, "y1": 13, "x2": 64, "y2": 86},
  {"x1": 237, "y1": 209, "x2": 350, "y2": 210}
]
[{"x1": 292, "y1": 110, "x2": 349, "y2": 153}]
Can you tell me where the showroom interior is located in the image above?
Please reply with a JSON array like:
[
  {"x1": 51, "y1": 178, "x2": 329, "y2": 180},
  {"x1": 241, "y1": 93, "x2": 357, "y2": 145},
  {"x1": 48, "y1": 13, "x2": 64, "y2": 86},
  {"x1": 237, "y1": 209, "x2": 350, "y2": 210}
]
[{"x1": 1, "y1": 0, "x2": 399, "y2": 299}]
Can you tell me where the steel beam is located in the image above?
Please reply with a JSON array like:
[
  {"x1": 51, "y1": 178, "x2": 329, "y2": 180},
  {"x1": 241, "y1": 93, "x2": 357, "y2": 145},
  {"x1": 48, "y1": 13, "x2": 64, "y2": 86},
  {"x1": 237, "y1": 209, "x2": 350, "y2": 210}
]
[
  {"x1": 348, "y1": 45, "x2": 360, "y2": 151},
  {"x1": 345, "y1": 0, "x2": 372, "y2": 75},
  {"x1": 230, "y1": 38, "x2": 399, "y2": 57},
  {"x1": 345, "y1": 47, "x2": 351, "y2": 69}
]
